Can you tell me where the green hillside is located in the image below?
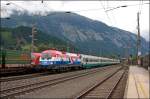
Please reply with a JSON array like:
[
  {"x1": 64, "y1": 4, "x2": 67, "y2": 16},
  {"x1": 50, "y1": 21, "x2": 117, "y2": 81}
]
[{"x1": 1, "y1": 26, "x2": 78, "y2": 52}]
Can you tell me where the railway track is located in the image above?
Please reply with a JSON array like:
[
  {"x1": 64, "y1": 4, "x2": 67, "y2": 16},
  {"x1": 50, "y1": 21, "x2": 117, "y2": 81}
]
[
  {"x1": 74, "y1": 67, "x2": 128, "y2": 99},
  {"x1": 0, "y1": 66, "x2": 120, "y2": 98},
  {"x1": 0, "y1": 67, "x2": 36, "y2": 77},
  {"x1": 0, "y1": 67, "x2": 28, "y2": 74},
  {"x1": 109, "y1": 68, "x2": 128, "y2": 98},
  {"x1": 0, "y1": 72, "x2": 51, "y2": 82}
]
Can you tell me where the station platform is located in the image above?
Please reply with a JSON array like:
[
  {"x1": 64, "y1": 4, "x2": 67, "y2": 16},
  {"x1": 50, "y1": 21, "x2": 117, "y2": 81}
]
[{"x1": 124, "y1": 65, "x2": 149, "y2": 99}]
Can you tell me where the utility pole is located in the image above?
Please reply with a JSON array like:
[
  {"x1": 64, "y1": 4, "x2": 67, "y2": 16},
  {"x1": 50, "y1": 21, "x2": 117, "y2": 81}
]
[
  {"x1": 99, "y1": 47, "x2": 101, "y2": 57},
  {"x1": 125, "y1": 45, "x2": 128, "y2": 64},
  {"x1": 67, "y1": 41, "x2": 69, "y2": 52},
  {"x1": 137, "y1": 12, "x2": 141, "y2": 65},
  {"x1": 31, "y1": 24, "x2": 37, "y2": 53},
  {"x1": 126, "y1": 33, "x2": 131, "y2": 65}
]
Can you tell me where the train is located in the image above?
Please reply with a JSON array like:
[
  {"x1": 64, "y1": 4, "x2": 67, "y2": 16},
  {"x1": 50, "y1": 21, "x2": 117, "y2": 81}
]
[
  {"x1": 81, "y1": 54, "x2": 120, "y2": 68},
  {"x1": 0, "y1": 49, "x2": 120, "y2": 70},
  {"x1": 31, "y1": 49, "x2": 120, "y2": 69}
]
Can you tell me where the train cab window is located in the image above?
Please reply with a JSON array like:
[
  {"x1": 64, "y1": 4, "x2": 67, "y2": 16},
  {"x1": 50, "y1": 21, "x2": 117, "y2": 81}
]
[
  {"x1": 86, "y1": 58, "x2": 88, "y2": 62},
  {"x1": 102, "y1": 60, "x2": 106, "y2": 62},
  {"x1": 41, "y1": 53, "x2": 51, "y2": 60},
  {"x1": 31, "y1": 54, "x2": 35, "y2": 59}
]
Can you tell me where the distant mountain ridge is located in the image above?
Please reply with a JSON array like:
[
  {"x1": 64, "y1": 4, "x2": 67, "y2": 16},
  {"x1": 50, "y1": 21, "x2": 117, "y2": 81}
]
[{"x1": 1, "y1": 11, "x2": 149, "y2": 57}]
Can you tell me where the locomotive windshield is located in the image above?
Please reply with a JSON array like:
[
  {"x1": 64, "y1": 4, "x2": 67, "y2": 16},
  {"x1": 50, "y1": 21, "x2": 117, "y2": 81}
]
[
  {"x1": 31, "y1": 53, "x2": 36, "y2": 59},
  {"x1": 41, "y1": 53, "x2": 51, "y2": 59}
]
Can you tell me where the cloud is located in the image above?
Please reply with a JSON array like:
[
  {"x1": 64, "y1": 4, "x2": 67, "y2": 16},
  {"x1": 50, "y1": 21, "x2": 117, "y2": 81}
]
[
  {"x1": 141, "y1": 30, "x2": 149, "y2": 41},
  {"x1": 1, "y1": 1, "x2": 149, "y2": 41}
]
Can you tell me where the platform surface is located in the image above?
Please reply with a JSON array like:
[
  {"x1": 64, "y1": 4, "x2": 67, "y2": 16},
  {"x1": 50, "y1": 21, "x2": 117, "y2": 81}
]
[{"x1": 124, "y1": 66, "x2": 149, "y2": 99}]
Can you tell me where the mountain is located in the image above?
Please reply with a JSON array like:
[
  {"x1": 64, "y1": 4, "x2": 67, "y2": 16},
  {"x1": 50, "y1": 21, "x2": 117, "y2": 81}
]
[
  {"x1": 1, "y1": 11, "x2": 149, "y2": 57},
  {"x1": 0, "y1": 26, "x2": 77, "y2": 52}
]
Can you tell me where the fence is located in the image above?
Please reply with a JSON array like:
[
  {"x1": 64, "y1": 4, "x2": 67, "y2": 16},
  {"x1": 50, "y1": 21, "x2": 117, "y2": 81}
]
[
  {"x1": 140, "y1": 54, "x2": 150, "y2": 70},
  {"x1": 0, "y1": 50, "x2": 31, "y2": 68}
]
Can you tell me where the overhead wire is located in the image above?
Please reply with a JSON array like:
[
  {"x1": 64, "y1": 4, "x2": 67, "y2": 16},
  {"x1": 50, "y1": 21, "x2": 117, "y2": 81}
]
[
  {"x1": 3, "y1": 0, "x2": 149, "y2": 28},
  {"x1": 106, "y1": 2, "x2": 149, "y2": 12},
  {"x1": 4, "y1": 1, "x2": 149, "y2": 14},
  {"x1": 3, "y1": 1, "x2": 149, "y2": 14},
  {"x1": 1, "y1": 1, "x2": 23, "y2": 18},
  {"x1": 42, "y1": 1, "x2": 55, "y2": 14},
  {"x1": 99, "y1": 0, "x2": 113, "y2": 26},
  {"x1": 106, "y1": 0, "x2": 117, "y2": 26},
  {"x1": 138, "y1": 0, "x2": 142, "y2": 14},
  {"x1": 5, "y1": 0, "x2": 27, "y2": 11}
]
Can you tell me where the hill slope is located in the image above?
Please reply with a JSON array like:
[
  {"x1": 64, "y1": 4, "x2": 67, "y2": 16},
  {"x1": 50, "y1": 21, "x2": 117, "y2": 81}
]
[
  {"x1": 1, "y1": 11, "x2": 149, "y2": 57},
  {"x1": 1, "y1": 26, "x2": 77, "y2": 52}
]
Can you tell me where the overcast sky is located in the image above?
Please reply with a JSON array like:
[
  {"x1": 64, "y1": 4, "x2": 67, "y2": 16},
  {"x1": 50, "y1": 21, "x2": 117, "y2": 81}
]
[{"x1": 1, "y1": 1, "x2": 149, "y2": 41}]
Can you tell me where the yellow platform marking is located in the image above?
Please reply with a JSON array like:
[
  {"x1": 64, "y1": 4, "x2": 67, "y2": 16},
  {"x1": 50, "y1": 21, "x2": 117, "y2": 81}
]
[
  {"x1": 135, "y1": 74, "x2": 149, "y2": 98},
  {"x1": 132, "y1": 73, "x2": 140, "y2": 98}
]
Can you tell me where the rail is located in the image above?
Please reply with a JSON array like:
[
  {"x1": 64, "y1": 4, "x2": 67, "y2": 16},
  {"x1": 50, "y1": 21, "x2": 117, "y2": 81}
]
[
  {"x1": 0, "y1": 66, "x2": 120, "y2": 98},
  {"x1": 74, "y1": 67, "x2": 125, "y2": 99}
]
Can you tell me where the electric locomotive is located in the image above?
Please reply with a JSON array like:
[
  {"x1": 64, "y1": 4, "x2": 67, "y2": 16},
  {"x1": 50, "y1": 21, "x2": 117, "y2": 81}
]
[{"x1": 39, "y1": 49, "x2": 81, "y2": 69}]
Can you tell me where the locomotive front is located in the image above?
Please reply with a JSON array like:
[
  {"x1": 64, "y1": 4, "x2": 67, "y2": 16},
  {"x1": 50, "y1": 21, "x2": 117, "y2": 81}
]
[{"x1": 40, "y1": 50, "x2": 59, "y2": 66}]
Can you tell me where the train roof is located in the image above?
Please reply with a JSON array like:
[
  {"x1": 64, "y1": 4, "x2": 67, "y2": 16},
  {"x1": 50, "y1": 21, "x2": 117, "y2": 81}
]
[
  {"x1": 32, "y1": 53, "x2": 41, "y2": 56},
  {"x1": 41, "y1": 49, "x2": 119, "y2": 61},
  {"x1": 80, "y1": 54, "x2": 119, "y2": 60},
  {"x1": 42, "y1": 49, "x2": 62, "y2": 55},
  {"x1": 66, "y1": 52, "x2": 80, "y2": 57}
]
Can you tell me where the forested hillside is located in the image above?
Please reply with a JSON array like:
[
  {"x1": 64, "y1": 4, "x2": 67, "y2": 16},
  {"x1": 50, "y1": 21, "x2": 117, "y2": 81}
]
[{"x1": 1, "y1": 26, "x2": 78, "y2": 52}]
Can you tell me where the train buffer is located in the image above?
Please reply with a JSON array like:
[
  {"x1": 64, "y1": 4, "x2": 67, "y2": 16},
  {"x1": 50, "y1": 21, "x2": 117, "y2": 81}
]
[{"x1": 124, "y1": 65, "x2": 149, "y2": 99}]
